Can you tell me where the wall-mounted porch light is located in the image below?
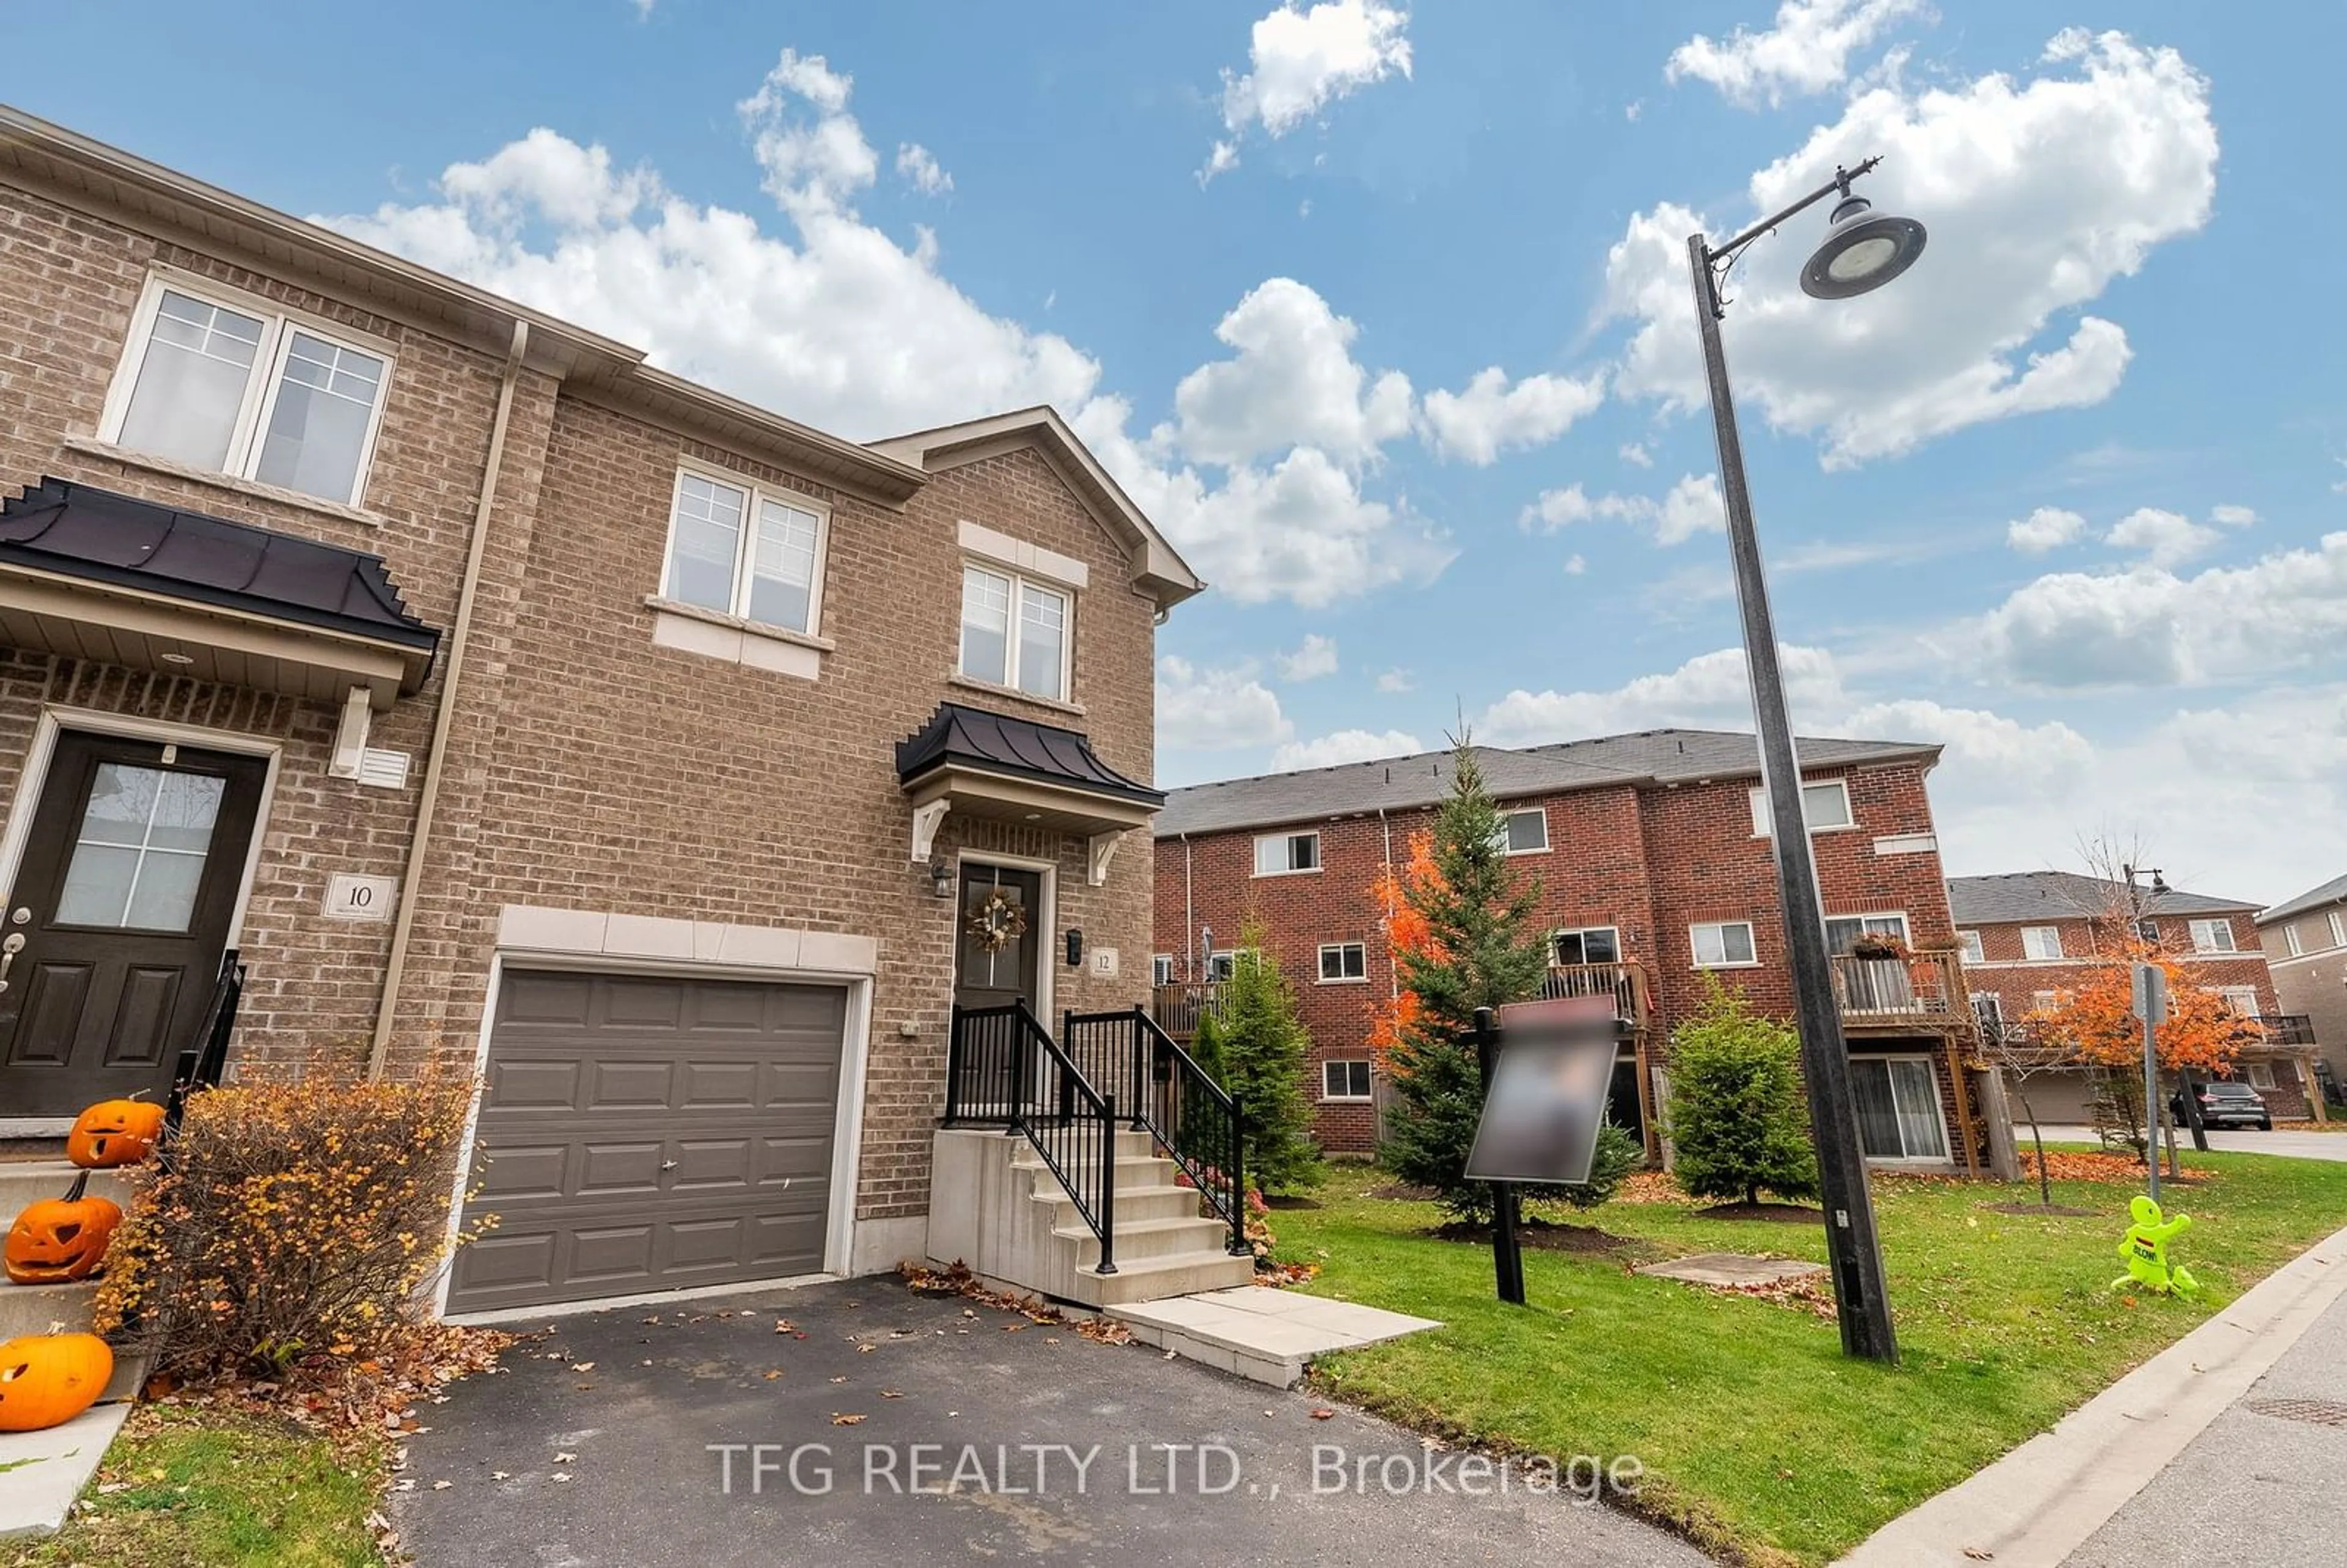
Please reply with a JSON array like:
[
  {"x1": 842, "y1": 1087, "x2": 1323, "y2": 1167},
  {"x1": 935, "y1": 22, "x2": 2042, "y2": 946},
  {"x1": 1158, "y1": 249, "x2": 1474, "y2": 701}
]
[{"x1": 928, "y1": 856, "x2": 953, "y2": 899}]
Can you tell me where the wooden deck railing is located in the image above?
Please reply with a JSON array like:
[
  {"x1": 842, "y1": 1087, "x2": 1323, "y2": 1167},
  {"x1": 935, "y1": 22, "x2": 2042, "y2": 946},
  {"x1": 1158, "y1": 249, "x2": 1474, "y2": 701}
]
[
  {"x1": 1829, "y1": 949, "x2": 1969, "y2": 1028},
  {"x1": 1537, "y1": 961, "x2": 1649, "y2": 1027},
  {"x1": 1149, "y1": 982, "x2": 1222, "y2": 1042}
]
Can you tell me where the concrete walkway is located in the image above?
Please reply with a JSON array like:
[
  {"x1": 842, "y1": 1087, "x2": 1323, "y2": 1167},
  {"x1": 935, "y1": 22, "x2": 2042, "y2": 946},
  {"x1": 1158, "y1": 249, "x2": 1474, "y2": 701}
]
[
  {"x1": 1837, "y1": 1217, "x2": 2347, "y2": 1567},
  {"x1": 2039, "y1": 1126, "x2": 2347, "y2": 1162},
  {"x1": 1109, "y1": 1286, "x2": 1439, "y2": 1387}
]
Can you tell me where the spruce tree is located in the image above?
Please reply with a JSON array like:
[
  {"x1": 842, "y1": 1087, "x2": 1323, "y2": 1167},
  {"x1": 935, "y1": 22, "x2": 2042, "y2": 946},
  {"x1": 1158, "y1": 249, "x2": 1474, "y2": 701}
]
[
  {"x1": 1216, "y1": 917, "x2": 1323, "y2": 1193},
  {"x1": 1382, "y1": 738, "x2": 1554, "y2": 1222},
  {"x1": 1663, "y1": 979, "x2": 1821, "y2": 1207}
]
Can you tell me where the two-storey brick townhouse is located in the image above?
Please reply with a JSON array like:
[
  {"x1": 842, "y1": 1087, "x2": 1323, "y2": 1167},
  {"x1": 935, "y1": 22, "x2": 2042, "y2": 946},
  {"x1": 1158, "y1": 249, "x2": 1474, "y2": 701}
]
[
  {"x1": 2255, "y1": 873, "x2": 2347, "y2": 1095},
  {"x1": 1950, "y1": 871, "x2": 2319, "y2": 1123},
  {"x1": 0, "y1": 105, "x2": 1233, "y2": 1319},
  {"x1": 1151, "y1": 729, "x2": 2010, "y2": 1176}
]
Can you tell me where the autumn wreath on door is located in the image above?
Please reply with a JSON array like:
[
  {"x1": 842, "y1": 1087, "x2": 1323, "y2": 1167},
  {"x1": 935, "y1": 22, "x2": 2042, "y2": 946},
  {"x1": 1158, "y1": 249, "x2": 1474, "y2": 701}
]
[{"x1": 967, "y1": 885, "x2": 1029, "y2": 953}]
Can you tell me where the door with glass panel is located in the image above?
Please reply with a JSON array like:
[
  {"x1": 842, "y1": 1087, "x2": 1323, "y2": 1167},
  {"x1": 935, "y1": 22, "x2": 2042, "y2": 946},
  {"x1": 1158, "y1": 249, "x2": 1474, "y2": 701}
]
[{"x1": 0, "y1": 734, "x2": 266, "y2": 1115}]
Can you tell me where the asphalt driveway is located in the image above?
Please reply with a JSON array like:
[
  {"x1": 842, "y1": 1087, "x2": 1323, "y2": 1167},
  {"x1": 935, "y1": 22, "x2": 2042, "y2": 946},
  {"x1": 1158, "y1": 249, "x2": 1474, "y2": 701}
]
[{"x1": 392, "y1": 1277, "x2": 1705, "y2": 1567}]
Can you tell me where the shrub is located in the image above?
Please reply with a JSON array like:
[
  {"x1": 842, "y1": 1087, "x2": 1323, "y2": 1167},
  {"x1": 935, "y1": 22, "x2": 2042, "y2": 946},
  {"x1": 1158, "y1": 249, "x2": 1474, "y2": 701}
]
[
  {"x1": 1552, "y1": 1121, "x2": 1643, "y2": 1211},
  {"x1": 1663, "y1": 980, "x2": 1821, "y2": 1207},
  {"x1": 95, "y1": 1066, "x2": 479, "y2": 1382},
  {"x1": 1216, "y1": 918, "x2": 1323, "y2": 1195}
]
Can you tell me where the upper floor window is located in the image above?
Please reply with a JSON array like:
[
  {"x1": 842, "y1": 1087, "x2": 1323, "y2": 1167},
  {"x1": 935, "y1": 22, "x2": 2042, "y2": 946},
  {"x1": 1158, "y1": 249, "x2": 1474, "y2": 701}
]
[
  {"x1": 1205, "y1": 948, "x2": 1259, "y2": 983},
  {"x1": 2188, "y1": 918, "x2": 2238, "y2": 954},
  {"x1": 1749, "y1": 779, "x2": 1854, "y2": 836},
  {"x1": 1151, "y1": 953, "x2": 1175, "y2": 987},
  {"x1": 2217, "y1": 986, "x2": 2261, "y2": 1019},
  {"x1": 2284, "y1": 925, "x2": 2304, "y2": 958},
  {"x1": 1958, "y1": 929, "x2": 1985, "y2": 964},
  {"x1": 1318, "y1": 942, "x2": 1368, "y2": 982},
  {"x1": 1254, "y1": 830, "x2": 1320, "y2": 877},
  {"x1": 663, "y1": 469, "x2": 828, "y2": 634},
  {"x1": 1552, "y1": 926, "x2": 1620, "y2": 966},
  {"x1": 1690, "y1": 920, "x2": 1757, "y2": 968},
  {"x1": 960, "y1": 565, "x2": 1070, "y2": 702},
  {"x1": 2021, "y1": 925, "x2": 2063, "y2": 961},
  {"x1": 104, "y1": 278, "x2": 392, "y2": 508},
  {"x1": 1494, "y1": 808, "x2": 1548, "y2": 855},
  {"x1": 2332, "y1": 912, "x2": 2347, "y2": 949},
  {"x1": 1826, "y1": 914, "x2": 1909, "y2": 953}
]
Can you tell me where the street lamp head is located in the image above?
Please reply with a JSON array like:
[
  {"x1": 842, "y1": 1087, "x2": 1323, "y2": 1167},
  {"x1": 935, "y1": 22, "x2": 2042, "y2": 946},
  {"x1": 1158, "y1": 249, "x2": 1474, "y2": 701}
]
[{"x1": 1799, "y1": 194, "x2": 1927, "y2": 301}]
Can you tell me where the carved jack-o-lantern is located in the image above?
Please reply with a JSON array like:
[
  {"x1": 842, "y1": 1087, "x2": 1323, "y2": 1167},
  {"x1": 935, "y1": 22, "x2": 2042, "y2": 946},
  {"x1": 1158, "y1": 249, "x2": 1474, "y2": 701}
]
[
  {"x1": 0, "y1": 1331, "x2": 114, "y2": 1432},
  {"x1": 65, "y1": 1097, "x2": 166, "y2": 1169},
  {"x1": 4, "y1": 1173, "x2": 122, "y2": 1286}
]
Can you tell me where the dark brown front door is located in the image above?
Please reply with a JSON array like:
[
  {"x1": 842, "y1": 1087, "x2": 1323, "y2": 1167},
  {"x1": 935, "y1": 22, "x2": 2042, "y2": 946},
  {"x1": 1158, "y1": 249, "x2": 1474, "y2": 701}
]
[
  {"x1": 0, "y1": 732, "x2": 266, "y2": 1116},
  {"x1": 953, "y1": 864, "x2": 1041, "y2": 1013}
]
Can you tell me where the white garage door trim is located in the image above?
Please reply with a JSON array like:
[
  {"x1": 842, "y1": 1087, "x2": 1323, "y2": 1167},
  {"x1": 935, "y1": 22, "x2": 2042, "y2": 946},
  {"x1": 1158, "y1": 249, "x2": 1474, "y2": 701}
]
[{"x1": 433, "y1": 941, "x2": 873, "y2": 1323}]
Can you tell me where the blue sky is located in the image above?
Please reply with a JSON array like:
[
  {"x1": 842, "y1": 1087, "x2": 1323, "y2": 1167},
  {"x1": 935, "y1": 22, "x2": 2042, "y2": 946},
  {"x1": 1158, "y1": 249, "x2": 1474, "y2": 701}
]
[{"x1": 9, "y1": 1, "x2": 2343, "y2": 903}]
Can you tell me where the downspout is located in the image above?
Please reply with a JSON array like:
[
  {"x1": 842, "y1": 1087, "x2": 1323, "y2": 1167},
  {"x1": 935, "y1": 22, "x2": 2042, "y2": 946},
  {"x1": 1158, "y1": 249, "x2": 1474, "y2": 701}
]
[
  {"x1": 1181, "y1": 833, "x2": 1194, "y2": 981},
  {"x1": 368, "y1": 318, "x2": 531, "y2": 1078},
  {"x1": 1378, "y1": 806, "x2": 1397, "y2": 1002}
]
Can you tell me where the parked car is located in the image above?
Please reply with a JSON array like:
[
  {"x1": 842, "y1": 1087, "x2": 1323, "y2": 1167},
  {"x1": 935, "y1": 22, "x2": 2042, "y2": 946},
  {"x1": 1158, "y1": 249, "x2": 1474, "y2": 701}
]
[{"x1": 2172, "y1": 1079, "x2": 2273, "y2": 1131}]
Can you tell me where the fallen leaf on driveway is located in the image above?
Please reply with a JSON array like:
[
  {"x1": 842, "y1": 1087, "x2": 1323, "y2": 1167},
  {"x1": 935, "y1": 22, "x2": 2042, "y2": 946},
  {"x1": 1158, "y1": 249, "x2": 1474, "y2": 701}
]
[
  {"x1": 1962, "y1": 1550, "x2": 1994, "y2": 1561},
  {"x1": 1310, "y1": 1409, "x2": 1335, "y2": 1421},
  {"x1": 432, "y1": 1481, "x2": 452, "y2": 1490},
  {"x1": 551, "y1": 1473, "x2": 573, "y2": 1484},
  {"x1": 832, "y1": 1413, "x2": 866, "y2": 1426},
  {"x1": 571, "y1": 1362, "x2": 595, "y2": 1372},
  {"x1": 553, "y1": 1453, "x2": 576, "y2": 1464},
  {"x1": 491, "y1": 1471, "x2": 510, "y2": 1481},
  {"x1": 775, "y1": 1319, "x2": 796, "y2": 1335},
  {"x1": 763, "y1": 1370, "x2": 783, "y2": 1380}
]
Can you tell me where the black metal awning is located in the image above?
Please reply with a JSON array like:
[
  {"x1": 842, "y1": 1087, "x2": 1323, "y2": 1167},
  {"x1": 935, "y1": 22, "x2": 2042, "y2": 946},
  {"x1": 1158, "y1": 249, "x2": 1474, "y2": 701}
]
[
  {"x1": 896, "y1": 702, "x2": 1162, "y2": 807},
  {"x1": 0, "y1": 478, "x2": 439, "y2": 653}
]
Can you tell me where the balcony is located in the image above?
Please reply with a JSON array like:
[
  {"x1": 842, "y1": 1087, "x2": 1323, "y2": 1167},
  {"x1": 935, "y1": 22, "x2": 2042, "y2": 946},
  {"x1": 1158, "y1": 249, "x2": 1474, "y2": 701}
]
[
  {"x1": 2263, "y1": 1014, "x2": 2318, "y2": 1048},
  {"x1": 1829, "y1": 949, "x2": 1972, "y2": 1034},
  {"x1": 1149, "y1": 982, "x2": 1222, "y2": 1042},
  {"x1": 1537, "y1": 961, "x2": 1650, "y2": 1031}
]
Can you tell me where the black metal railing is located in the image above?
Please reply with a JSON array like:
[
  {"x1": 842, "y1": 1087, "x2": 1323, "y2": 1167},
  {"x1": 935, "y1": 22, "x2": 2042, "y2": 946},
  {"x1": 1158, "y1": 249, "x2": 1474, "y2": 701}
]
[
  {"x1": 2264, "y1": 1015, "x2": 2318, "y2": 1048},
  {"x1": 1065, "y1": 1005, "x2": 1247, "y2": 1258},
  {"x1": 946, "y1": 1001, "x2": 1119, "y2": 1275},
  {"x1": 164, "y1": 947, "x2": 244, "y2": 1135}
]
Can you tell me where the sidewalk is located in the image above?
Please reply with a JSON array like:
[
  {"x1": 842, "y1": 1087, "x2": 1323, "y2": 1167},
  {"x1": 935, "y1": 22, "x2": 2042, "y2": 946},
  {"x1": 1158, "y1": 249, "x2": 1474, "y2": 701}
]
[{"x1": 1838, "y1": 1217, "x2": 2347, "y2": 1567}]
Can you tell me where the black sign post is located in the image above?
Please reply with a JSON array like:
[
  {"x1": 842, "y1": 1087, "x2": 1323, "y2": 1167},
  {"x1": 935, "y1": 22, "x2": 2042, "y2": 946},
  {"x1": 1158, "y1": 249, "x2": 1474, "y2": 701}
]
[{"x1": 1467, "y1": 1008, "x2": 1527, "y2": 1306}]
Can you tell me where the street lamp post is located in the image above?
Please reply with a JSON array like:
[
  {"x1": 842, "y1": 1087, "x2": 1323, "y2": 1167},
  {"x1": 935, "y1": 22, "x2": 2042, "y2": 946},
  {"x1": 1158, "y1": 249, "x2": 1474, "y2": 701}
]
[{"x1": 1684, "y1": 157, "x2": 1926, "y2": 1364}]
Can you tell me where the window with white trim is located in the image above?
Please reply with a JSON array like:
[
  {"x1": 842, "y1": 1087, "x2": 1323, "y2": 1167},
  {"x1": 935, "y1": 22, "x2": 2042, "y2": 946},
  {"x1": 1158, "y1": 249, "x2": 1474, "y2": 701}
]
[
  {"x1": 2245, "y1": 1061, "x2": 2277, "y2": 1090},
  {"x1": 662, "y1": 469, "x2": 829, "y2": 634},
  {"x1": 2021, "y1": 925, "x2": 2064, "y2": 961},
  {"x1": 959, "y1": 564, "x2": 1070, "y2": 701},
  {"x1": 2330, "y1": 911, "x2": 2347, "y2": 949},
  {"x1": 1494, "y1": 808, "x2": 1549, "y2": 855},
  {"x1": 1318, "y1": 942, "x2": 1368, "y2": 982},
  {"x1": 1321, "y1": 1060, "x2": 1373, "y2": 1101},
  {"x1": 1970, "y1": 992, "x2": 2005, "y2": 1031},
  {"x1": 1552, "y1": 926, "x2": 1621, "y2": 966},
  {"x1": 2188, "y1": 918, "x2": 2238, "y2": 954},
  {"x1": 2284, "y1": 925, "x2": 2304, "y2": 958},
  {"x1": 1825, "y1": 914, "x2": 1909, "y2": 953},
  {"x1": 1690, "y1": 920, "x2": 1757, "y2": 967},
  {"x1": 104, "y1": 277, "x2": 393, "y2": 507},
  {"x1": 2218, "y1": 986, "x2": 2262, "y2": 1019},
  {"x1": 1253, "y1": 831, "x2": 1321, "y2": 877},
  {"x1": 1958, "y1": 929, "x2": 1985, "y2": 964},
  {"x1": 1850, "y1": 1056, "x2": 1949, "y2": 1161},
  {"x1": 1151, "y1": 953, "x2": 1175, "y2": 986},
  {"x1": 1749, "y1": 779, "x2": 1854, "y2": 836},
  {"x1": 1205, "y1": 948, "x2": 1258, "y2": 983}
]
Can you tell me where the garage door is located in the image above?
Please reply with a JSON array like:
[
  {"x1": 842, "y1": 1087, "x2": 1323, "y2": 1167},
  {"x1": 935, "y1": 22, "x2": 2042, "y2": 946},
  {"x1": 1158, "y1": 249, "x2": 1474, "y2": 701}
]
[{"x1": 447, "y1": 969, "x2": 848, "y2": 1316}]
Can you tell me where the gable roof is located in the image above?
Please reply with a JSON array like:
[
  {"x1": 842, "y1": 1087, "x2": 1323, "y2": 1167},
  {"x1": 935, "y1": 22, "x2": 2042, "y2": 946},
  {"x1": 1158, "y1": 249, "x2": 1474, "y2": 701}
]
[
  {"x1": 1155, "y1": 728, "x2": 1939, "y2": 838},
  {"x1": 1946, "y1": 871, "x2": 2260, "y2": 926},
  {"x1": 2260, "y1": 873, "x2": 2347, "y2": 926},
  {"x1": 867, "y1": 406, "x2": 1203, "y2": 610}
]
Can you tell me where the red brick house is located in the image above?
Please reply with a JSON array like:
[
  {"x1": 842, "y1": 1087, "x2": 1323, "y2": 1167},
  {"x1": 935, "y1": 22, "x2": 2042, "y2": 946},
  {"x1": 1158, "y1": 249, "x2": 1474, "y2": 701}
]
[
  {"x1": 0, "y1": 104, "x2": 1240, "y2": 1323},
  {"x1": 1152, "y1": 730, "x2": 2004, "y2": 1174},
  {"x1": 1950, "y1": 872, "x2": 2318, "y2": 1124}
]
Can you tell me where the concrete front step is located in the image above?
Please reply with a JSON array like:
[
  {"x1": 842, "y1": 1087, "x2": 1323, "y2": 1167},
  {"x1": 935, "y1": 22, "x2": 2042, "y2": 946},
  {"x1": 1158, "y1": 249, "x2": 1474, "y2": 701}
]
[
  {"x1": 1055, "y1": 1214, "x2": 1243, "y2": 1267},
  {"x1": 1051, "y1": 1248, "x2": 1259, "y2": 1308},
  {"x1": 0, "y1": 1401, "x2": 130, "y2": 1541},
  {"x1": 0, "y1": 1281, "x2": 147, "y2": 1403},
  {"x1": 0, "y1": 1164, "x2": 136, "y2": 1218},
  {"x1": 1033, "y1": 1181, "x2": 1209, "y2": 1229}
]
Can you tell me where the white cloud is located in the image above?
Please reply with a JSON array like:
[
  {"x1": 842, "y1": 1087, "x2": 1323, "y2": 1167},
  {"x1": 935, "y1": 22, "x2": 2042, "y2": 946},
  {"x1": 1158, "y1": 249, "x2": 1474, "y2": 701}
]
[
  {"x1": 1168, "y1": 279, "x2": 1413, "y2": 466},
  {"x1": 2104, "y1": 507, "x2": 2219, "y2": 568},
  {"x1": 1375, "y1": 668, "x2": 1417, "y2": 694},
  {"x1": 1478, "y1": 645, "x2": 1846, "y2": 745},
  {"x1": 1667, "y1": 0, "x2": 1933, "y2": 107},
  {"x1": 1520, "y1": 472, "x2": 1722, "y2": 545},
  {"x1": 1618, "y1": 442, "x2": 1653, "y2": 468},
  {"x1": 1214, "y1": 1, "x2": 1412, "y2": 159},
  {"x1": 1271, "y1": 728, "x2": 1425, "y2": 770},
  {"x1": 2007, "y1": 506, "x2": 2086, "y2": 554},
  {"x1": 1156, "y1": 656, "x2": 1293, "y2": 750},
  {"x1": 895, "y1": 142, "x2": 952, "y2": 195},
  {"x1": 327, "y1": 53, "x2": 1446, "y2": 612},
  {"x1": 1607, "y1": 32, "x2": 2217, "y2": 468},
  {"x1": 1978, "y1": 531, "x2": 2347, "y2": 687},
  {"x1": 1419, "y1": 367, "x2": 1605, "y2": 465},
  {"x1": 1563, "y1": 553, "x2": 1589, "y2": 576},
  {"x1": 2211, "y1": 504, "x2": 2257, "y2": 529},
  {"x1": 1841, "y1": 697, "x2": 2095, "y2": 793},
  {"x1": 1275, "y1": 633, "x2": 1340, "y2": 681}
]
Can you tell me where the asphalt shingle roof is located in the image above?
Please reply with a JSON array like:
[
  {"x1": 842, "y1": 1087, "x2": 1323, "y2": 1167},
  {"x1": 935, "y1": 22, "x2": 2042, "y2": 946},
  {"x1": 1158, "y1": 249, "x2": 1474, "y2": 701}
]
[
  {"x1": 2260, "y1": 872, "x2": 2347, "y2": 926},
  {"x1": 1945, "y1": 870, "x2": 2259, "y2": 926},
  {"x1": 1153, "y1": 728, "x2": 1939, "y2": 838}
]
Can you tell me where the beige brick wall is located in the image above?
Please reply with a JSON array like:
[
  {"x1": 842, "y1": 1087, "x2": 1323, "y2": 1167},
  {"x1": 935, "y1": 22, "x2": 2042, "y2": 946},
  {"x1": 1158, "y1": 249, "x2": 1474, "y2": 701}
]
[{"x1": 0, "y1": 177, "x2": 1165, "y2": 1228}]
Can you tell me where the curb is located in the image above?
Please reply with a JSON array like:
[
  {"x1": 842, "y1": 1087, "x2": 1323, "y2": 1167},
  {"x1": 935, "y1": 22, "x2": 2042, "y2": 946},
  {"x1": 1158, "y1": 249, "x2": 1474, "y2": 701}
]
[{"x1": 1835, "y1": 1218, "x2": 2347, "y2": 1567}]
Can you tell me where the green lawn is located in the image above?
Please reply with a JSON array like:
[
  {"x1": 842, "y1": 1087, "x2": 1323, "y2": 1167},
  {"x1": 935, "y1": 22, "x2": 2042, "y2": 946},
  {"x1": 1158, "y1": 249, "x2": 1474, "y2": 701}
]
[
  {"x1": 2, "y1": 1407, "x2": 381, "y2": 1568},
  {"x1": 1280, "y1": 1153, "x2": 2347, "y2": 1566}
]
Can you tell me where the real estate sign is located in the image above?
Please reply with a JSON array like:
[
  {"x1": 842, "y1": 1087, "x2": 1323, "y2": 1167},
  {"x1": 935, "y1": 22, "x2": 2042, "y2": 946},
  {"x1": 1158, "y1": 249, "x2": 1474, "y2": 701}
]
[{"x1": 1465, "y1": 995, "x2": 1618, "y2": 1185}]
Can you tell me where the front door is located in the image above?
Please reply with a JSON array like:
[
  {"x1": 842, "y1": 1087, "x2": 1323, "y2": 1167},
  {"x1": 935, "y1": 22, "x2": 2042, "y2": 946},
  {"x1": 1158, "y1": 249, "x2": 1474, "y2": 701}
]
[
  {"x1": 0, "y1": 732, "x2": 266, "y2": 1116},
  {"x1": 950, "y1": 864, "x2": 1042, "y2": 1118}
]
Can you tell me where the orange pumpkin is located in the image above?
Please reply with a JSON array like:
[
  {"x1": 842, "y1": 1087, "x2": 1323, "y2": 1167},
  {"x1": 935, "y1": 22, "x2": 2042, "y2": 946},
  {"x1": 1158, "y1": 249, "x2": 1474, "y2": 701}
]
[
  {"x1": 4, "y1": 1173, "x2": 122, "y2": 1285},
  {"x1": 0, "y1": 1331, "x2": 112, "y2": 1432},
  {"x1": 65, "y1": 1097, "x2": 166, "y2": 1169}
]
